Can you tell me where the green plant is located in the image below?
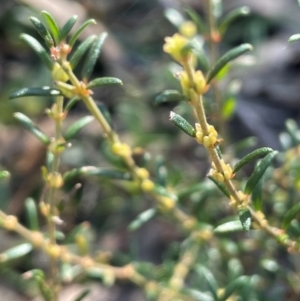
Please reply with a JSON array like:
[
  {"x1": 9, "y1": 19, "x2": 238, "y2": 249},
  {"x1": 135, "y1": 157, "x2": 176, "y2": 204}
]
[{"x1": 1, "y1": 2, "x2": 300, "y2": 301}]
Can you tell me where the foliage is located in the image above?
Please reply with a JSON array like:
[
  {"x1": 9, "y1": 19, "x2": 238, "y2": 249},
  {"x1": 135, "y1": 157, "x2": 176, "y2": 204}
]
[{"x1": 0, "y1": 2, "x2": 300, "y2": 301}]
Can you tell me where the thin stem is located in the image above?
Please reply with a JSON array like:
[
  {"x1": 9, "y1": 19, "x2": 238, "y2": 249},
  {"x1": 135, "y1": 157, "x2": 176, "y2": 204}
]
[
  {"x1": 169, "y1": 244, "x2": 199, "y2": 290},
  {"x1": 205, "y1": 0, "x2": 226, "y2": 139},
  {"x1": 46, "y1": 95, "x2": 65, "y2": 300},
  {"x1": 58, "y1": 59, "x2": 199, "y2": 233}
]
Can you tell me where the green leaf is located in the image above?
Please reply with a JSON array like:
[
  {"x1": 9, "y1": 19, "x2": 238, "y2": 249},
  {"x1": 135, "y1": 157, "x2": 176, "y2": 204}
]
[
  {"x1": 14, "y1": 112, "x2": 50, "y2": 145},
  {"x1": 194, "y1": 265, "x2": 219, "y2": 300},
  {"x1": 219, "y1": 6, "x2": 250, "y2": 35},
  {"x1": 219, "y1": 276, "x2": 250, "y2": 301},
  {"x1": 155, "y1": 90, "x2": 187, "y2": 105},
  {"x1": 65, "y1": 97, "x2": 80, "y2": 112},
  {"x1": 63, "y1": 166, "x2": 132, "y2": 182},
  {"x1": 212, "y1": 0, "x2": 223, "y2": 19},
  {"x1": 185, "y1": 8, "x2": 206, "y2": 33},
  {"x1": 289, "y1": 34, "x2": 300, "y2": 43},
  {"x1": 82, "y1": 33, "x2": 107, "y2": 81},
  {"x1": 41, "y1": 11, "x2": 60, "y2": 44},
  {"x1": 9, "y1": 87, "x2": 61, "y2": 100},
  {"x1": 87, "y1": 77, "x2": 123, "y2": 89},
  {"x1": 74, "y1": 289, "x2": 91, "y2": 301},
  {"x1": 169, "y1": 111, "x2": 196, "y2": 137},
  {"x1": 64, "y1": 116, "x2": 94, "y2": 140},
  {"x1": 0, "y1": 243, "x2": 33, "y2": 263},
  {"x1": 60, "y1": 15, "x2": 78, "y2": 42},
  {"x1": 206, "y1": 43, "x2": 253, "y2": 84},
  {"x1": 208, "y1": 175, "x2": 230, "y2": 199},
  {"x1": 20, "y1": 34, "x2": 54, "y2": 70},
  {"x1": 69, "y1": 35, "x2": 96, "y2": 70},
  {"x1": 238, "y1": 207, "x2": 251, "y2": 231},
  {"x1": 233, "y1": 147, "x2": 273, "y2": 174},
  {"x1": 214, "y1": 220, "x2": 244, "y2": 233},
  {"x1": 164, "y1": 8, "x2": 185, "y2": 28},
  {"x1": 244, "y1": 151, "x2": 278, "y2": 194},
  {"x1": 0, "y1": 170, "x2": 10, "y2": 181},
  {"x1": 153, "y1": 185, "x2": 178, "y2": 202},
  {"x1": 29, "y1": 17, "x2": 54, "y2": 48},
  {"x1": 251, "y1": 177, "x2": 263, "y2": 211},
  {"x1": 69, "y1": 19, "x2": 96, "y2": 47},
  {"x1": 285, "y1": 119, "x2": 300, "y2": 146},
  {"x1": 25, "y1": 198, "x2": 39, "y2": 231},
  {"x1": 155, "y1": 155, "x2": 167, "y2": 187},
  {"x1": 222, "y1": 96, "x2": 236, "y2": 120},
  {"x1": 97, "y1": 102, "x2": 113, "y2": 127},
  {"x1": 128, "y1": 208, "x2": 157, "y2": 231},
  {"x1": 283, "y1": 202, "x2": 300, "y2": 229}
]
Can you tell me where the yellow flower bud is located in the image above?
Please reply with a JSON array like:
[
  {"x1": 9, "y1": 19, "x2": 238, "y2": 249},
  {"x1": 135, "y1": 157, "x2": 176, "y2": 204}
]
[
  {"x1": 194, "y1": 70, "x2": 207, "y2": 95},
  {"x1": 196, "y1": 130, "x2": 203, "y2": 143},
  {"x1": 135, "y1": 168, "x2": 149, "y2": 179},
  {"x1": 179, "y1": 21, "x2": 197, "y2": 38},
  {"x1": 111, "y1": 143, "x2": 131, "y2": 157},
  {"x1": 203, "y1": 136, "x2": 211, "y2": 148},
  {"x1": 141, "y1": 179, "x2": 155, "y2": 192},
  {"x1": 163, "y1": 33, "x2": 189, "y2": 63},
  {"x1": 47, "y1": 172, "x2": 64, "y2": 188},
  {"x1": 46, "y1": 244, "x2": 61, "y2": 258},
  {"x1": 3, "y1": 215, "x2": 18, "y2": 231},
  {"x1": 52, "y1": 62, "x2": 69, "y2": 82}
]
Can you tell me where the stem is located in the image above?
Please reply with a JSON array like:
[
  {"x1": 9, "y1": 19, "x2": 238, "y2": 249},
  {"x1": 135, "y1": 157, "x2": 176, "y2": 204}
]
[
  {"x1": 169, "y1": 244, "x2": 199, "y2": 290},
  {"x1": 46, "y1": 95, "x2": 64, "y2": 300},
  {"x1": 205, "y1": 0, "x2": 226, "y2": 139},
  {"x1": 58, "y1": 60, "x2": 198, "y2": 233}
]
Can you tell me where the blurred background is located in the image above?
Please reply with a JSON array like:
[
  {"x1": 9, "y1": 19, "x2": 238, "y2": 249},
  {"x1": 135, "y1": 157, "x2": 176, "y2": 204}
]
[{"x1": 0, "y1": 0, "x2": 300, "y2": 300}]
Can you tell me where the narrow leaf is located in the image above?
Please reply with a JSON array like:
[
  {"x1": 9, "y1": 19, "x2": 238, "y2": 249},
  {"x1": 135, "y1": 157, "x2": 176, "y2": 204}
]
[
  {"x1": 233, "y1": 147, "x2": 273, "y2": 174},
  {"x1": 60, "y1": 15, "x2": 78, "y2": 42},
  {"x1": 65, "y1": 97, "x2": 80, "y2": 112},
  {"x1": 155, "y1": 90, "x2": 187, "y2": 105},
  {"x1": 214, "y1": 220, "x2": 244, "y2": 233},
  {"x1": 69, "y1": 19, "x2": 96, "y2": 47},
  {"x1": 289, "y1": 34, "x2": 300, "y2": 43},
  {"x1": 64, "y1": 116, "x2": 94, "y2": 140},
  {"x1": 9, "y1": 87, "x2": 61, "y2": 100},
  {"x1": 0, "y1": 243, "x2": 33, "y2": 263},
  {"x1": 25, "y1": 198, "x2": 39, "y2": 231},
  {"x1": 41, "y1": 11, "x2": 60, "y2": 44},
  {"x1": 206, "y1": 43, "x2": 253, "y2": 84},
  {"x1": 155, "y1": 155, "x2": 167, "y2": 187},
  {"x1": 169, "y1": 111, "x2": 196, "y2": 137},
  {"x1": 14, "y1": 112, "x2": 50, "y2": 145},
  {"x1": 219, "y1": 6, "x2": 250, "y2": 35},
  {"x1": 29, "y1": 17, "x2": 54, "y2": 48},
  {"x1": 0, "y1": 170, "x2": 10, "y2": 181},
  {"x1": 244, "y1": 151, "x2": 278, "y2": 194},
  {"x1": 97, "y1": 102, "x2": 113, "y2": 127},
  {"x1": 185, "y1": 8, "x2": 206, "y2": 33},
  {"x1": 63, "y1": 166, "x2": 132, "y2": 182},
  {"x1": 128, "y1": 208, "x2": 157, "y2": 231},
  {"x1": 285, "y1": 119, "x2": 300, "y2": 146},
  {"x1": 74, "y1": 289, "x2": 91, "y2": 301},
  {"x1": 82, "y1": 33, "x2": 107, "y2": 81},
  {"x1": 87, "y1": 77, "x2": 123, "y2": 89},
  {"x1": 283, "y1": 202, "x2": 300, "y2": 229},
  {"x1": 194, "y1": 265, "x2": 219, "y2": 300},
  {"x1": 69, "y1": 35, "x2": 96, "y2": 70},
  {"x1": 208, "y1": 175, "x2": 230, "y2": 198},
  {"x1": 20, "y1": 34, "x2": 54, "y2": 70},
  {"x1": 165, "y1": 8, "x2": 185, "y2": 28},
  {"x1": 238, "y1": 207, "x2": 251, "y2": 231},
  {"x1": 251, "y1": 177, "x2": 263, "y2": 211},
  {"x1": 219, "y1": 276, "x2": 250, "y2": 301}
]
